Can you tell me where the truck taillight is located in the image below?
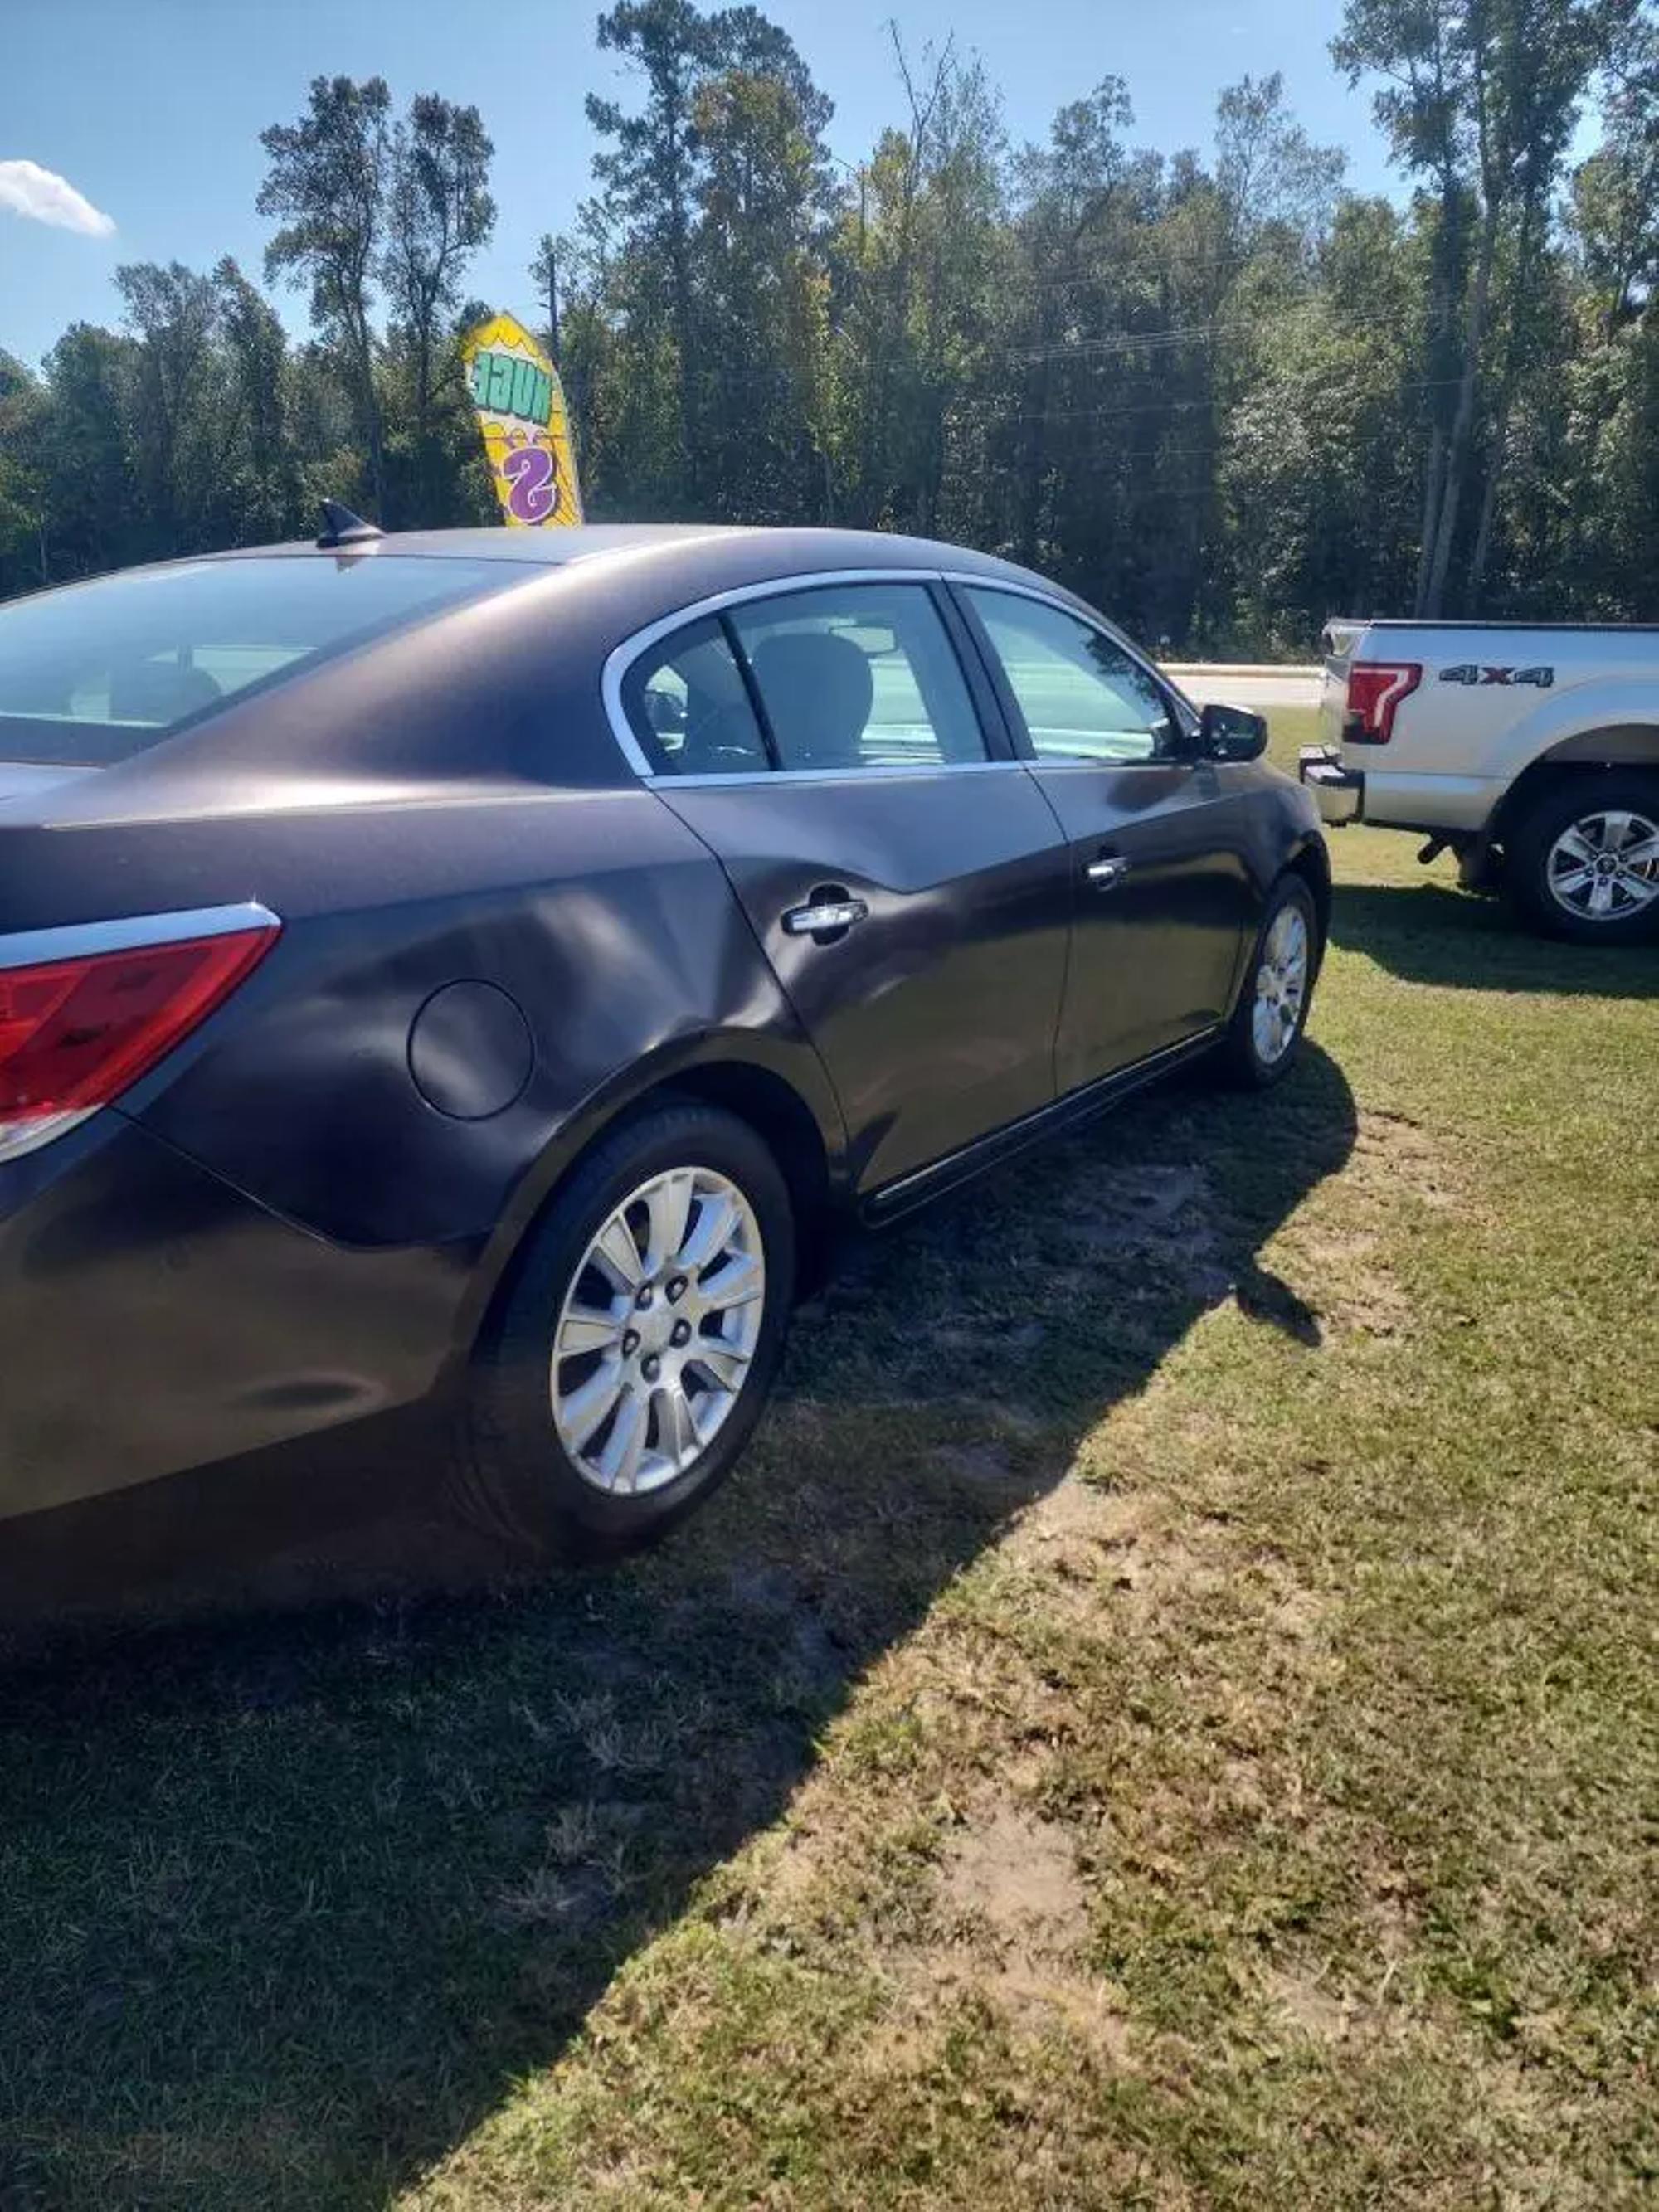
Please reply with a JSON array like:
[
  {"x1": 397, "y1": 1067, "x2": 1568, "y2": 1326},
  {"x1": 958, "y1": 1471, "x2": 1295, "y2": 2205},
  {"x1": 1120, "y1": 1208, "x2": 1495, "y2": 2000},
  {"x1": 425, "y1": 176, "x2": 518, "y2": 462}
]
[
  {"x1": 0, "y1": 920, "x2": 277, "y2": 1163},
  {"x1": 1344, "y1": 660, "x2": 1421, "y2": 744}
]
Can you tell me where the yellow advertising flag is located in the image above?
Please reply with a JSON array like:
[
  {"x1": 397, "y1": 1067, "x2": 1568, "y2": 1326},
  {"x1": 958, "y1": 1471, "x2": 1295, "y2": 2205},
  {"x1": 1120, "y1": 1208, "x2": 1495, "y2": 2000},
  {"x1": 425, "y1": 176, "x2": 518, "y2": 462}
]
[{"x1": 460, "y1": 311, "x2": 583, "y2": 528}]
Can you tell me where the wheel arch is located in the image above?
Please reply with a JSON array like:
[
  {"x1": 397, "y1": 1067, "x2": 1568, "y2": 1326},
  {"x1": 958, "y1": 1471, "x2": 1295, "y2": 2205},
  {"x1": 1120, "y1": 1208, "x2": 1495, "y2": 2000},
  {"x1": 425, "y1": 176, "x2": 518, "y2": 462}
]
[
  {"x1": 450, "y1": 1041, "x2": 844, "y2": 1369},
  {"x1": 1284, "y1": 834, "x2": 1332, "y2": 954},
  {"x1": 1492, "y1": 727, "x2": 1659, "y2": 845}
]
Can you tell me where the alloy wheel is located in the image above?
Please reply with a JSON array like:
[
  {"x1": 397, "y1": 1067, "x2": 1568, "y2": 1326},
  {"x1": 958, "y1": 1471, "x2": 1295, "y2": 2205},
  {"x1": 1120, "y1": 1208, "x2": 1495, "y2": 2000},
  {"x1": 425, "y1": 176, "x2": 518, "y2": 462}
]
[
  {"x1": 551, "y1": 1165, "x2": 766, "y2": 1495},
  {"x1": 1252, "y1": 902, "x2": 1310, "y2": 1067},
  {"x1": 1545, "y1": 807, "x2": 1659, "y2": 923}
]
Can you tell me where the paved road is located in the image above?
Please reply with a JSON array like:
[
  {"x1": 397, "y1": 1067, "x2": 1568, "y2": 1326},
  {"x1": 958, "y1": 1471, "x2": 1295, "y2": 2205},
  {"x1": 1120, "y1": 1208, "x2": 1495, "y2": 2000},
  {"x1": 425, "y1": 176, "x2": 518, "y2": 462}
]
[{"x1": 1161, "y1": 666, "x2": 1323, "y2": 712}]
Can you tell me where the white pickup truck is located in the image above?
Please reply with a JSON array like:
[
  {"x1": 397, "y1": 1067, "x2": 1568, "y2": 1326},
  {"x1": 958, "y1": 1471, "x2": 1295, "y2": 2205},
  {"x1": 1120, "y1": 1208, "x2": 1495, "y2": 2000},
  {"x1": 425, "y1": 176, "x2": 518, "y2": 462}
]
[{"x1": 1299, "y1": 619, "x2": 1659, "y2": 941}]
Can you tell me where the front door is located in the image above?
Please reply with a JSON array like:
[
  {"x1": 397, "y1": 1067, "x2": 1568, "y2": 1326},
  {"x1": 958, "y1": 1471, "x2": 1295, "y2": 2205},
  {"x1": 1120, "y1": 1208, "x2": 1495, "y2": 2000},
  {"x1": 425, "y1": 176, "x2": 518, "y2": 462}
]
[
  {"x1": 618, "y1": 578, "x2": 1071, "y2": 1193},
  {"x1": 956, "y1": 584, "x2": 1254, "y2": 1092}
]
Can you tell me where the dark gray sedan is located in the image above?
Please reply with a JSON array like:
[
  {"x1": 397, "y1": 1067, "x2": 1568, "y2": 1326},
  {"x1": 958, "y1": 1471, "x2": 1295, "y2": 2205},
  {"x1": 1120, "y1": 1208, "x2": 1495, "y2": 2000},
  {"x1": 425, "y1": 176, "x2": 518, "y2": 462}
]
[{"x1": 0, "y1": 522, "x2": 1327, "y2": 1558}]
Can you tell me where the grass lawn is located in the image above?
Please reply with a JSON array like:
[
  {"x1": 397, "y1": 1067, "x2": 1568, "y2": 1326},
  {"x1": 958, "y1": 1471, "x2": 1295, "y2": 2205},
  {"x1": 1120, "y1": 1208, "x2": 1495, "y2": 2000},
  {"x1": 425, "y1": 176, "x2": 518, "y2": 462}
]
[{"x1": 2, "y1": 707, "x2": 1655, "y2": 2210}]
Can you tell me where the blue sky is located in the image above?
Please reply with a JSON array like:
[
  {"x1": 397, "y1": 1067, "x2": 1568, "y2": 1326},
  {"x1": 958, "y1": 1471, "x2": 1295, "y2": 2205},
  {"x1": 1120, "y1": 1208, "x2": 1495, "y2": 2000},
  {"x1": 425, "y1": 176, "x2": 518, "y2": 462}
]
[{"x1": 1, "y1": 0, "x2": 1394, "y2": 371}]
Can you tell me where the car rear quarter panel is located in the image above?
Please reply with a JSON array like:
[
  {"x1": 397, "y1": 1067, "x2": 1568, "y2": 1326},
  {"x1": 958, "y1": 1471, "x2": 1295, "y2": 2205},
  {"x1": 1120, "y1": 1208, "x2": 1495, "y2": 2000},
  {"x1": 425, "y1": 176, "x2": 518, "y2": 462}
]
[
  {"x1": 163, "y1": 795, "x2": 836, "y2": 1243},
  {"x1": 2, "y1": 776, "x2": 844, "y2": 1242},
  {"x1": 0, "y1": 776, "x2": 847, "y2": 1515}
]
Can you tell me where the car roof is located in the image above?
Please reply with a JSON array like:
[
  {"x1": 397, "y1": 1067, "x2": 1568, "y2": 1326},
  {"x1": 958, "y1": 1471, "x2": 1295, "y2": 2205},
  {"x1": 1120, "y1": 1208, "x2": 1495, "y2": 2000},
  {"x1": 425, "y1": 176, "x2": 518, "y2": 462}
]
[
  {"x1": 199, "y1": 522, "x2": 1058, "y2": 589},
  {"x1": 214, "y1": 523, "x2": 751, "y2": 567},
  {"x1": 7, "y1": 524, "x2": 1117, "y2": 810}
]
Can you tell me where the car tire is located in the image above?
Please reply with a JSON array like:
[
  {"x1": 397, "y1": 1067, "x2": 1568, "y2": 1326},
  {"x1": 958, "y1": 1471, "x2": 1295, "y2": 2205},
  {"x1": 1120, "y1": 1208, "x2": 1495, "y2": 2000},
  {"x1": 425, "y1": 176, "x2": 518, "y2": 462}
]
[
  {"x1": 1506, "y1": 771, "x2": 1659, "y2": 943},
  {"x1": 452, "y1": 1099, "x2": 795, "y2": 1563},
  {"x1": 1215, "y1": 872, "x2": 1320, "y2": 1089}
]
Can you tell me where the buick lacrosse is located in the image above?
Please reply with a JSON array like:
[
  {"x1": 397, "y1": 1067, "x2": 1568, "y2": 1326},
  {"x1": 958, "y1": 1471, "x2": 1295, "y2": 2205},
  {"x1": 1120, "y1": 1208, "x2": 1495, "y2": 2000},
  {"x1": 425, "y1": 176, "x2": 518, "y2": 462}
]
[{"x1": 0, "y1": 519, "x2": 1327, "y2": 1557}]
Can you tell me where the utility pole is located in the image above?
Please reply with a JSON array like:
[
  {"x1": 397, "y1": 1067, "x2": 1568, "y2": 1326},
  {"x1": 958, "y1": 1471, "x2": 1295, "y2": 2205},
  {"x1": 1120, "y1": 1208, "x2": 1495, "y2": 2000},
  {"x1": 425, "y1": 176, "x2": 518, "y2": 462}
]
[{"x1": 532, "y1": 231, "x2": 561, "y2": 367}]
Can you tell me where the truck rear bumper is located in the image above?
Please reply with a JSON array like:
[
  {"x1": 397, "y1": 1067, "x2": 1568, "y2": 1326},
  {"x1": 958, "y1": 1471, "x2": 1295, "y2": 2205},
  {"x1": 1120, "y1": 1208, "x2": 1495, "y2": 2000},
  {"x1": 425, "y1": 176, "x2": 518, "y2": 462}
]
[
  {"x1": 1299, "y1": 749, "x2": 1500, "y2": 835},
  {"x1": 1298, "y1": 745, "x2": 1363, "y2": 825}
]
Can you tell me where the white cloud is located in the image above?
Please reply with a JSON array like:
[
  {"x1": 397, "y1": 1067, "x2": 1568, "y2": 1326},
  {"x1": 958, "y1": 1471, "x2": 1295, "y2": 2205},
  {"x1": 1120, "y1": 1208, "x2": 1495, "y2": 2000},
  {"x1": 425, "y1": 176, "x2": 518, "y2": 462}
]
[{"x1": 0, "y1": 160, "x2": 114, "y2": 238}]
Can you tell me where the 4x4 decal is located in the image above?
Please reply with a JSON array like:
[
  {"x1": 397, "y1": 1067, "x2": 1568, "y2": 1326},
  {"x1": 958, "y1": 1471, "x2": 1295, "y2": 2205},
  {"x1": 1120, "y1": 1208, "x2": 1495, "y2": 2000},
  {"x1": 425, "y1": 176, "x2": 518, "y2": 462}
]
[{"x1": 1440, "y1": 663, "x2": 1554, "y2": 688}]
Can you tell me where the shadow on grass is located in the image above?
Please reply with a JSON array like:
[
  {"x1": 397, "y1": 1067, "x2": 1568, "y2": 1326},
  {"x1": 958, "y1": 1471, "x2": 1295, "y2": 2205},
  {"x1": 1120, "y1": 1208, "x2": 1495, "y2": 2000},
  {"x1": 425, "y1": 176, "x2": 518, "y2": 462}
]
[
  {"x1": 1331, "y1": 878, "x2": 1659, "y2": 997},
  {"x1": 0, "y1": 1047, "x2": 1355, "y2": 2211}
]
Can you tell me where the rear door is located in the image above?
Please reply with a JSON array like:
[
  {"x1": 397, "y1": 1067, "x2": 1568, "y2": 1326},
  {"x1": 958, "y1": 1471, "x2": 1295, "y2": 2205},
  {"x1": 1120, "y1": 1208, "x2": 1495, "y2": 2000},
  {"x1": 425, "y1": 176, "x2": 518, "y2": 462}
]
[
  {"x1": 956, "y1": 583, "x2": 1254, "y2": 1091},
  {"x1": 615, "y1": 577, "x2": 1071, "y2": 1194}
]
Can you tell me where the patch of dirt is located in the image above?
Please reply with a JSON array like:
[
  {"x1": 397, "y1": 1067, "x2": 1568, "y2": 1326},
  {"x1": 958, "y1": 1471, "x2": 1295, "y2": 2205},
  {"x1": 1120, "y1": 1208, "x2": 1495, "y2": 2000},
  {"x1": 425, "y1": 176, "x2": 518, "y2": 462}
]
[
  {"x1": 910, "y1": 1950, "x2": 1136, "y2": 2062},
  {"x1": 996, "y1": 1480, "x2": 1255, "y2": 1633},
  {"x1": 766, "y1": 1827, "x2": 826, "y2": 1907},
  {"x1": 1013, "y1": 1475, "x2": 1153, "y2": 1549},
  {"x1": 1001, "y1": 1481, "x2": 1173, "y2": 1612},
  {"x1": 1351, "y1": 1108, "x2": 1462, "y2": 1210},
  {"x1": 1062, "y1": 1163, "x2": 1235, "y2": 1301},
  {"x1": 942, "y1": 1804, "x2": 1089, "y2": 1945},
  {"x1": 1333, "y1": 1277, "x2": 1414, "y2": 1337},
  {"x1": 868, "y1": 1799, "x2": 1134, "y2": 2062},
  {"x1": 1290, "y1": 1224, "x2": 1414, "y2": 1339}
]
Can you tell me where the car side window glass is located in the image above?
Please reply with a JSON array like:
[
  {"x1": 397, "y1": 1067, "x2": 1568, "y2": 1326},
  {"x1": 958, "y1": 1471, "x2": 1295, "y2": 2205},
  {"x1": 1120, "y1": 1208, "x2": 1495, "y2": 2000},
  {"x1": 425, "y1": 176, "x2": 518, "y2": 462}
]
[
  {"x1": 620, "y1": 616, "x2": 771, "y2": 776},
  {"x1": 727, "y1": 583, "x2": 988, "y2": 772},
  {"x1": 966, "y1": 589, "x2": 1179, "y2": 764}
]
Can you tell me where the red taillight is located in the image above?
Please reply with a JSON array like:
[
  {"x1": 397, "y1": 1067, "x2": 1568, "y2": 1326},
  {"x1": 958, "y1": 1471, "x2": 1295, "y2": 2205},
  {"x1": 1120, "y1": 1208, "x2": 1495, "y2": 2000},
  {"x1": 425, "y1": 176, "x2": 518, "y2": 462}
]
[
  {"x1": 1344, "y1": 660, "x2": 1421, "y2": 743},
  {"x1": 0, "y1": 923, "x2": 276, "y2": 1159}
]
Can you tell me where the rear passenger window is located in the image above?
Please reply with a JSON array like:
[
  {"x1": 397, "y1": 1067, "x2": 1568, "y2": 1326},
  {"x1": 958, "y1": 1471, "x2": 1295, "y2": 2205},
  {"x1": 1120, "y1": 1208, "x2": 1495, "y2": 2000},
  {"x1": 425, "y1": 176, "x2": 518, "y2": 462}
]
[
  {"x1": 727, "y1": 583, "x2": 987, "y2": 773},
  {"x1": 620, "y1": 617, "x2": 770, "y2": 776}
]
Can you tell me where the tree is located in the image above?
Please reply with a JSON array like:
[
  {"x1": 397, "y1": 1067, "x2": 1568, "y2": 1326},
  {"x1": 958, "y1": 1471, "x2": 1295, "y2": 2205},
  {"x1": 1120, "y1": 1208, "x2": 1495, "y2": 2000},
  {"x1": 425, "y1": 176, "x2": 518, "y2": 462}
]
[
  {"x1": 1216, "y1": 71, "x2": 1347, "y2": 250},
  {"x1": 1574, "y1": 15, "x2": 1659, "y2": 320},
  {"x1": 0, "y1": 352, "x2": 49, "y2": 596},
  {"x1": 114, "y1": 260, "x2": 224, "y2": 557},
  {"x1": 7, "y1": 6, "x2": 1657, "y2": 643},
  {"x1": 1220, "y1": 197, "x2": 1422, "y2": 644},
  {"x1": 259, "y1": 75, "x2": 394, "y2": 518},
  {"x1": 34, "y1": 323, "x2": 138, "y2": 584},
  {"x1": 688, "y1": 17, "x2": 839, "y2": 519},
  {"x1": 827, "y1": 35, "x2": 1003, "y2": 535},
  {"x1": 587, "y1": 0, "x2": 719, "y2": 501},
  {"x1": 1335, "y1": 0, "x2": 1628, "y2": 614},
  {"x1": 382, "y1": 93, "x2": 495, "y2": 514},
  {"x1": 215, "y1": 257, "x2": 302, "y2": 542}
]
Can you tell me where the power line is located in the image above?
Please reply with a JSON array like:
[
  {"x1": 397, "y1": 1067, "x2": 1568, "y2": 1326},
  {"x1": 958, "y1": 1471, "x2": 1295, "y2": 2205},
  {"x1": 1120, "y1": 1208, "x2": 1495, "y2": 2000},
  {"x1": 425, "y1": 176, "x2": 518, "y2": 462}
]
[
  {"x1": 941, "y1": 371, "x2": 1469, "y2": 427},
  {"x1": 995, "y1": 306, "x2": 1403, "y2": 366},
  {"x1": 659, "y1": 300, "x2": 1413, "y2": 381}
]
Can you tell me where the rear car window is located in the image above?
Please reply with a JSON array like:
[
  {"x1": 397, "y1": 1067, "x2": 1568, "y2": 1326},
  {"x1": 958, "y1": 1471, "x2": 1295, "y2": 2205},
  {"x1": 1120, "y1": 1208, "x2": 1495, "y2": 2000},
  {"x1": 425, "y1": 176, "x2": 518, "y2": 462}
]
[
  {"x1": 621, "y1": 581, "x2": 990, "y2": 776},
  {"x1": 621, "y1": 616, "x2": 772, "y2": 776},
  {"x1": 0, "y1": 554, "x2": 513, "y2": 765},
  {"x1": 729, "y1": 584, "x2": 987, "y2": 771}
]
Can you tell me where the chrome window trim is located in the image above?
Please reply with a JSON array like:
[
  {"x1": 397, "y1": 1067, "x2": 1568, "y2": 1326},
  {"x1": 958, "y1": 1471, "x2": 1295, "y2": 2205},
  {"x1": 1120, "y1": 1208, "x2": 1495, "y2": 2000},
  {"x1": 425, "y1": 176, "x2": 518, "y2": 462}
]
[
  {"x1": 0, "y1": 899, "x2": 281, "y2": 974},
  {"x1": 601, "y1": 566, "x2": 1017, "y2": 784},
  {"x1": 948, "y1": 574, "x2": 1201, "y2": 761},
  {"x1": 624, "y1": 760, "x2": 1031, "y2": 792}
]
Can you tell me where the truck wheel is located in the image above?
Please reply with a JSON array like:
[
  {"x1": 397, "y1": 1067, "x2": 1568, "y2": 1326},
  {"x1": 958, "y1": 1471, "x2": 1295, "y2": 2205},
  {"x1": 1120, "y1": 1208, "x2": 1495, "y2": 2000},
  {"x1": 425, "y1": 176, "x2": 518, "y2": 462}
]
[
  {"x1": 1507, "y1": 772, "x2": 1659, "y2": 943},
  {"x1": 453, "y1": 1101, "x2": 795, "y2": 1563}
]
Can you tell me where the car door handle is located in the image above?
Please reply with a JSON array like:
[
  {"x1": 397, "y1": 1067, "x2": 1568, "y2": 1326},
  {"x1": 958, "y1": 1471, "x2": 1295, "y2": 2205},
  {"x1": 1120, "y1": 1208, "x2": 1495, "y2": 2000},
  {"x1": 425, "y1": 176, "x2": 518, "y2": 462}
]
[
  {"x1": 1086, "y1": 854, "x2": 1131, "y2": 891},
  {"x1": 782, "y1": 896, "x2": 869, "y2": 936}
]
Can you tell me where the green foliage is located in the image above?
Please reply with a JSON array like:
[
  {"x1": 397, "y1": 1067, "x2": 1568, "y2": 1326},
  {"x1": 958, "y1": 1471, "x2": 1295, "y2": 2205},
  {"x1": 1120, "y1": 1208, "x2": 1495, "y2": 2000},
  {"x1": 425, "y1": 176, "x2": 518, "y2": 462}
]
[{"x1": 5, "y1": 7, "x2": 1659, "y2": 646}]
